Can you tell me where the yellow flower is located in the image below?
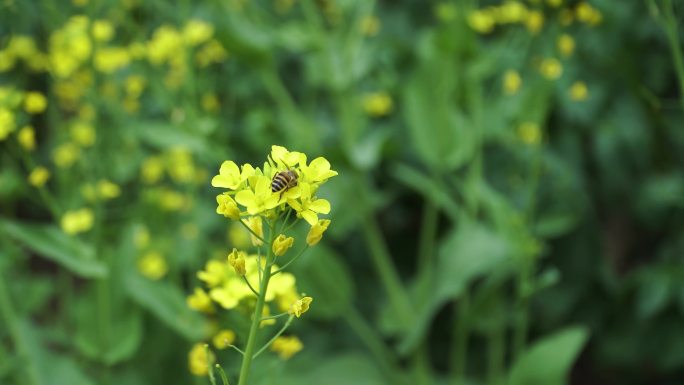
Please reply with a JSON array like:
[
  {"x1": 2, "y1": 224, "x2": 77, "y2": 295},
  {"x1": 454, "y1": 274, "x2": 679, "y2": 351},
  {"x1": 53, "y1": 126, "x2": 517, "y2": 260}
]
[
  {"x1": 300, "y1": 157, "x2": 338, "y2": 186},
  {"x1": 362, "y1": 92, "x2": 393, "y2": 117},
  {"x1": 0, "y1": 107, "x2": 15, "y2": 140},
  {"x1": 70, "y1": 122, "x2": 96, "y2": 147},
  {"x1": 195, "y1": 39, "x2": 228, "y2": 67},
  {"x1": 503, "y1": 70, "x2": 522, "y2": 95},
  {"x1": 24, "y1": 92, "x2": 47, "y2": 114},
  {"x1": 288, "y1": 296, "x2": 313, "y2": 318},
  {"x1": 28, "y1": 166, "x2": 50, "y2": 188},
  {"x1": 260, "y1": 306, "x2": 277, "y2": 327},
  {"x1": 468, "y1": 9, "x2": 496, "y2": 33},
  {"x1": 187, "y1": 287, "x2": 214, "y2": 313},
  {"x1": 137, "y1": 251, "x2": 168, "y2": 280},
  {"x1": 125, "y1": 75, "x2": 146, "y2": 97},
  {"x1": 306, "y1": 219, "x2": 331, "y2": 246},
  {"x1": 246, "y1": 216, "x2": 264, "y2": 246},
  {"x1": 159, "y1": 189, "x2": 187, "y2": 211},
  {"x1": 97, "y1": 179, "x2": 121, "y2": 199},
  {"x1": 270, "y1": 145, "x2": 305, "y2": 169},
  {"x1": 360, "y1": 15, "x2": 381, "y2": 36},
  {"x1": 270, "y1": 336, "x2": 303, "y2": 360},
  {"x1": 94, "y1": 47, "x2": 130, "y2": 73},
  {"x1": 576, "y1": 2, "x2": 602, "y2": 25},
  {"x1": 546, "y1": 0, "x2": 562, "y2": 8},
  {"x1": 197, "y1": 260, "x2": 229, "y2": 287},
  {"x1": 188, "y1": 343, "x2": 214, "y2": 376},
  {"x1": 495, "y1": 1, "x2": 528, "y2": 24},
  {"x1": 228, "y1": 222, "x2": 251, "y2": 249},
  {"x1": 17, "y1": 126, "x2": 35, "y2": 151},
  {"x1": 212, "y1": 329, "x2": 236, "y2": 350},
  {"x1": 557, "y1": 34, "x2": 575, "y2": 57},
  {"x1": 216, "y1": 193, "x2": 240, "y2": 219},
  {"x1": 569, "y1": 81, "x2": 589, "y2": 101},
  {"x1": 539, "y1": 58, "x2": 563, "y2": 80},
  {"x1": 272, "y1": 234, "x2": 294, "y2": 257},
  {"x1": 525, "y1": 10, "x2": 544, "y2": 34},
  {"x1": 52, "y1": 142, "x2": 81, "y2": 168},
  {"x1": 517, "y1": 122, "x2": 542, "y2": 145},
  {"x1": 183, "y1": 20, "x2": 214, "y2": 46},
  {"x1": 92, "y1": 20, "x2": 115, "y2": 42},
  {"x1": 235, "y1": 176, "x2": 280, "y2": 215},
  {"x1": 201, "y1": 93, "x2": 220, "y2": 112},
  {"x1": 211, "y1": 161, "x2": 255, "y2": 190},
  {"x1": 61, "y1": 208, "x2": 94, "y2": 235},
  {"x1": 287, "y1": 183, "x2": 331, "y2": 226},
  {"x1": 134, "y1": 226, "x2": 150, "y2": 249},
  {"x1": 210, "y1": 279, "x2": 251, "y2": 309},
  {"x1": 228, "y1": 248, "x2": 247, "y2": 276},
  {"x1": 141, "y1": 156, "x2": 165, "y2": 184},
  {"x1": 147, "y1": 25, "x2": 183, "y2": 65}
]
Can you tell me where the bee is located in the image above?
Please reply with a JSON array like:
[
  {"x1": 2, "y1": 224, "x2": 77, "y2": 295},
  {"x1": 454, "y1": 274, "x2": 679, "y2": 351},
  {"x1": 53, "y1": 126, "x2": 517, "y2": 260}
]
[{"x1": 271, "y1": 169, "x2": 298, "y2": 194}]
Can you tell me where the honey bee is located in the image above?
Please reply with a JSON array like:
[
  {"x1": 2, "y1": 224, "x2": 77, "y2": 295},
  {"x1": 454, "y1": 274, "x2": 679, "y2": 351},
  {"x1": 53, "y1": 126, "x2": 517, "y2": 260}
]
[{"x1": 271, "y1": 169, "x2": 298, "y2": 194}]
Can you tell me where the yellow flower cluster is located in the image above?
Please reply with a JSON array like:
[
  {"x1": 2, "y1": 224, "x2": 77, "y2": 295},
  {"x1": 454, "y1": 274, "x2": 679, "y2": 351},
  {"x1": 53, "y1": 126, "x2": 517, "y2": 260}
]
[
  {"x1": 211, "y1": 145, "x2": 337, "y2": 226},
  {"x1": 270, "y1": 336, "x2": 303, "y2": 360}
]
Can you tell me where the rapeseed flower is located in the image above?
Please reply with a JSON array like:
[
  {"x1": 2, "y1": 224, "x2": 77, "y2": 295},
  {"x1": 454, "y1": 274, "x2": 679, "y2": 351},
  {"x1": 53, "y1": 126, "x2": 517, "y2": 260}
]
[
  {"x1": 362, "y1": 92, "x2": 393, "y2": 117},
  {"x1": 270, "y1": 336, "x2": 303, "y2": 360},
  {"x1": 0, "y1": 108, "x2": 15, "y2": 140},
  {"x1": 525, "y1": 10, "x2": 544, "y2": 34},
  {"x1": 468, "y1": 9, "x2": 496, "y2": 33},
  {"x1": 137, "y1": 251, "x2": 168, "y2": 280},
  {"x1": 187, "y1": 288, "x2": 214, "y2": 313},
  {"x1": 17, "y1": 126, "x2": 35, "y2": 151},
  {"x1": 188, "y1": 343, "x2": 214, "y2": 376},
  {"x1": 518, "y1": 122, "x2": 542, "y2": 145},
  {"x1": 288, "y1": 296, "x2": 313, "y2": 318},
  {"x1": 92, "y1": 20, "x2": 115, "y2": 42},
  {"x1": 306, "y1": 219, "x2": 330, "y2": 246},
  {"x1": 24, "y1": 92, "x2": 47, "y2": 114},
  {"x1": 557, "y1": 34, "x2": 575, "y2": 57},
  {"x1": 273, "y1": 234, "x2": 294, "y2": 256},
  {"x1": 503, "y1": 70, "x2": 522, "y2": 95},
  {"x1": 61, "y1": 208, "x2": 94, "y2": 235},
  {"x1": 28, "y1": 167, "x2": 50, "y2": 188},
  {"x1": 570, "y1": 81, "x2": 589, "y2": 101},
  {"x1": 539, "y1": 58, "x2": 563, "y2": 80},
  {"x1": 212, "y1": 330, "x2": 236, "y2": 350}
]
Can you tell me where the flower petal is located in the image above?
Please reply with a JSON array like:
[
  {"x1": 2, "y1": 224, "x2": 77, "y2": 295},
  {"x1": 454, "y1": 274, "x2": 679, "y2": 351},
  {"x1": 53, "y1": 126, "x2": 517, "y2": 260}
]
[
  {"x1": 235, "y1": 189, "x2": 255, "y2": 207},
  {"x1": 301, "y1": 210, "x2": 318, "y2": 226},
  {"x1": 219, "y1": 160, "x2": 240, "y2": 176},
  {"x1": 309, "y1": 199, "x2": 330, "y2": 214}
]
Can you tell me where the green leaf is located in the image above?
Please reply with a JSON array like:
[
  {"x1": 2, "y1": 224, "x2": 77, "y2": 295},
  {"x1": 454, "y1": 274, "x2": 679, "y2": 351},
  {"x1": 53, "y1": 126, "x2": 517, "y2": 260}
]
[
  {"x1": 124, "y1": 273, "x2": 210, "y2": 340},
  {"x1": 396, "y1": 221, "x2": 510, "y2": 353},
  {"x1": 508, "y1": 327, "x2": 589, "y2": 385},
  {"x1": 293, "y1": 245, "x2": 355, "y2": 319},
  {"x1": 0, "y1": 219, "x2": 106, "y2": 278}
]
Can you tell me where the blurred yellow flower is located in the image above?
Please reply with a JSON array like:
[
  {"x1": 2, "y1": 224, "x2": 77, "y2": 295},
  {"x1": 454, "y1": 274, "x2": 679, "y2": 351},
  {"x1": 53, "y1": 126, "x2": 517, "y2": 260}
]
[
  {"x1": 24, "y1": 92, "x2": 47, "y2": 114},
  {"x1": 216, "y1": 193, "x2": 241, "y2": 219},
  {"x1": 525, "y1": 10, "x2": 544, "y2": 34},
  {"x1": 188, "y1": 343, "x2": 214, "y2": 376},
  {"x1": 360, "y1": 15, "x2": 381, "y2": 36},
  {"x1": 94, "y1": 47, "x2": 130, "y2": 73},
  {"x1": 576, "y1": 2, "x2": 602, "y2": 25},
  {"x1": 201, "y1": 93, "x2": 220, "y2": 113},
  {"x1": 28, "y1": 166, "x2": 50, "y2": 188},
  {"x1": 92, "y1": 20, "x2": 115, "y2": 42},
  {"x1": 159, "y1": 189, "x2": 187, "y2": 211},
  {"x1": 61, "y1": 208, "x2": 94, "y2": 235},
  {"x1": 569, "y1": 81, "x2": 589, "y2": 101},
  {"x1": 434, "y1": 2, "x2": 458, "y2": 22},
  {"x1": 97, "y1": 179, "x2": 121, "y2": 199},
  {"x1": 8, "y1": 36, "x2": 38, "y2": 60},
  {"x1": 17, "y1": 125, "x2": 35, "y2": 151},
  {"x1": 468, "y1": 9, "x2": 496, "y2": 34},
  {"x1": 212, "y1": 329, "x2": 236, "y2": 350},
  {"x1": 362, "y1": 92, "x2": 393, "y2": 117},
  {"x1": 503, "y1": 70, "x2": 522, "y2": 95},
  {"x1": 517, "y1": 122, "x2": 542, "y2": 145},
  {"x1": 246, "y1": 216, "x2": 264, "y2": 246},
  {"x1": 187, "y1": 287, "x2": 214, "y2": 313},
  {"x1": 141, "y1": 156, "x2": 165, "y2": 184},
  {"x1": 134, "y1": 226, "x2": 150, "y2": 249},
  {"x1": 288, "y1": 296, "x2": 312, "y2": 318},
  {"x1": 546, "y1": 0, "x2": 562, "y2": 8},
  {"x1": 273, "y1": 234, "x2": 294, "y2": 257},
  {"x1": 198, "y1": 260, "x2": 229, "y2": 288},
  {"x1": 539, "y1": 58, "x2": 563, "y2": 80},
  {"x1": 137, "y1": 251, "x2": 168, "y2": 280},
  {"x1": 557, "y1": 34, "x2": 575, "y2": 57},
  {"x1": 147, "y1": 25, "x2": 183, "y2": 65},
  {"x1": 270, "y1": 336, "x2": 302, "y2": 360},
  {"x1": 306, "y1": 219, "x2": 330, "y2": 246},
  {"x1": 166, "y1": 147, "x2": 196, "y2": 184},
  {"x1": 52, "y1": 142, "x2": 81, "y2": 168},
  {"x1": 195, "y1": 39, "x2": 228, "y2": 67},
  {"x1": 70, "y1": 122, "x2": 96, "y2": 147},
  {"x1": 228, "y1": 222, "x2": 251, "y2": 249},
  {"x1": 0, "y1": 107, "x2": 15, "y2": 140},
  {"x1": 183, "y1": 20, "x2": 214, "y2": 46}
]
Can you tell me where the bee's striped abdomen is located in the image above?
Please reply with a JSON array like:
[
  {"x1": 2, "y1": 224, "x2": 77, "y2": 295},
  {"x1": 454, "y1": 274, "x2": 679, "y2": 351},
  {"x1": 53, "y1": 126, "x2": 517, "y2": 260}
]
[{"x1": 271, "y1": 170, "x2": 298, "y2": 193}]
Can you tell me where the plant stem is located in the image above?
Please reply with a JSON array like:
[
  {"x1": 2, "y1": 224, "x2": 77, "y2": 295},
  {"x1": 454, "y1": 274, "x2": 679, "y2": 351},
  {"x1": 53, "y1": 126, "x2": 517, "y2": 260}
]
[
  {"x1": 662, "y1": 0, "x2": 684, "y2": 108},
  {"x1": 252, "y1": 315, "x2": 294, "y2": 359},
  {"x1": 512, "y1": 264, "x2": 530, "y2": 360},
  {"x1": 237, "y1": 221, "x2": 276, "y2": 385}
]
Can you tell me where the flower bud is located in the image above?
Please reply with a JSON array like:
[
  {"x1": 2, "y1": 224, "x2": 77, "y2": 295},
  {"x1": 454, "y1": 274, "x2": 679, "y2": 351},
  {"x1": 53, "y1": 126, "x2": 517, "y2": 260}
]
[
  {"x1": 246, "y1": 216, "x2": 263, "y2": 246},
  {"x1": 227, "y1": 248, "x2": 246, "y2": 276},
  {"x1": 288, "y1": 296, "x2": 313, "y2": 318},
  {"x1": 306, "y1": 219, "x2": 330, "y2": 246},
  {"x1": 216, "y1": 193, "x2": 240, "y2": 219},
  {"x1": 272, "y1": 234, "x2": 294, "y2": 256}
]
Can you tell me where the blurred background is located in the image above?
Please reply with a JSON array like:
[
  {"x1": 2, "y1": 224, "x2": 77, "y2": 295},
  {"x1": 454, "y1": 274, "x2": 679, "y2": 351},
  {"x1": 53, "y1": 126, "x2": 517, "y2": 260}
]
[{"x1": 1, "y1": 0, "x2": 684, "y2": 384}]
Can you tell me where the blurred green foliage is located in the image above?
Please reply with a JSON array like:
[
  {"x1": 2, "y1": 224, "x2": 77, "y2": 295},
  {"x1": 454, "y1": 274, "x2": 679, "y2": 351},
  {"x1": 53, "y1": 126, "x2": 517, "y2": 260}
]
[{"x1": 1, "y1": 0, "x2": 684, "y2": 384}]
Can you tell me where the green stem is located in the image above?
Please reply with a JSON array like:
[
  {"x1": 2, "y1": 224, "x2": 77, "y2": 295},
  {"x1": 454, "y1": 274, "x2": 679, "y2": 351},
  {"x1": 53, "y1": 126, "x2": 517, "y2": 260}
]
[
  {"x1": 215, "y1": 364, "x2": 230, "y2": 385},
  {"x1": 239, "y1": 219, "x2": 265, "y2": 244},
  {"x1": 512, "y1": 264, "x2": 530, "y2": 360},
  {"x1": 662, "y1": 0, "x2": 684, "y2": 108},
  {"x1": 242, "y1": 276, "x2": 260, "y2": 297},
  {"x1": 237, "y1": 221, "x2": 276, "y2": 385},
  {"x1": 205, "y1": 345, "x2": 218, "y2": 385},
  {"x1": 260, "y1": 312, "x2": 289, "y2": 321},
  {"x1": 252, "y1": 315, "x2": 294, "y2": 359},
  {"x1": 0, "y1": 267, "x2": 40, "y2": 385}
]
